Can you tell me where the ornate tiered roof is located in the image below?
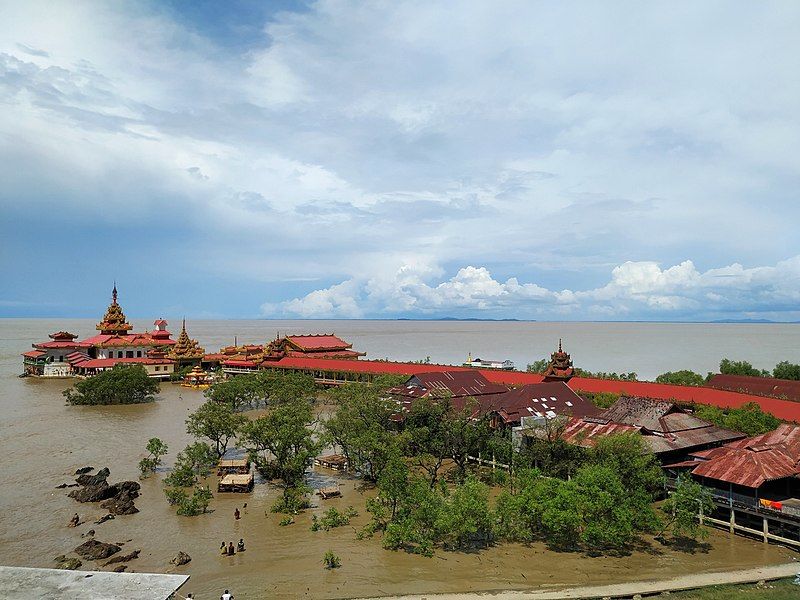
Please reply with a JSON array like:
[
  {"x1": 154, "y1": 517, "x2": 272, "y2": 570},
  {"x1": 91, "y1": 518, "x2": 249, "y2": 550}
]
[
  {"x1": 168, "y1": 320, "x2": 205, "y2": 360},
  {"x1": 96, "y1": 285, "x2": 132, "y2": 334},
  {"x1": 542, "y1": 339, "x2": 575, "y2": 382}
]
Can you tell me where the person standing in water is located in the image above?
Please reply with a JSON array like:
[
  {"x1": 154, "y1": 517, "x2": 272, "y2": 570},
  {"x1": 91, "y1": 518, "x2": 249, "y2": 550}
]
[
  {"x1": 234, "y1": 507, "x2": 240, "y2": 520},
  {"x1": 237, "y1": 538, "x2": 245, "y2": 552},
  {"x1": 219, "y1": 542, "x2": 227, "y2": 556},
  {"x1": 227, "y1": 541, "x2": 235, "y2": 555}
]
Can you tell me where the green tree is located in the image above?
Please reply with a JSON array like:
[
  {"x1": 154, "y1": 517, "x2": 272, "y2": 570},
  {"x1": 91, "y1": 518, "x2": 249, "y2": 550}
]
[
  {"x1": 719, "y1": 358, "x2": 768, "y2": 377},
  {"x1": 186, "y1": 401, "x2": 247, "y2": 457},
  {"x1": 175, "y1": 486, "x2": 213, "y2": 516},
  {"x1": 241, "y1": 398, "x2": 321, "y2": 502},
  {"x1": 655, "y1": 370, "x2": 706, "y2": 386},
  {"x1": 659, "y1": 474, "x2": 714, "y2": 541},
  {"x1": 164, "y1": 442, "x2": 217, "y2": 487},
  {"x1": 526, "y1": 359, "x2": 548, "y2": 374},
  {"x1": 516, "y1": 416, "x2": 587, "y2": 479},
  {"x1": 436, "y1": 476, "x2": 494, "y2": 549},
  {"x1": 773, "y1": 361, "x2": 800, "y2": 381},
  {"x1": 382, "y1": 476, "x2": 444, "y2": 556},
  {"x1": 63, "y1": 364, "x2": 159, "y2": 405},
  {"x1": 138, "y1": 437, "x2": 169, "y2": 477},
  {"x1": 590, "y1": 433, "x2": 662, "y2": 531},
  {"x1": 495, "y1": 469, "x2": 553, "y2": 541},
  {"x1": 695, "y1": 402, "x2": 780, "y2": 436},
  {"x1": 322, "y1": 383, "x2": 399, "y2": 481}
]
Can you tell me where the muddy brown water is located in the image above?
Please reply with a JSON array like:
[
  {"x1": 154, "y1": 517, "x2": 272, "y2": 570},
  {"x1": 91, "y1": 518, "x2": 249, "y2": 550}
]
[{"x1": 0, "y1": 321, "x2": 796, "y2": 599}]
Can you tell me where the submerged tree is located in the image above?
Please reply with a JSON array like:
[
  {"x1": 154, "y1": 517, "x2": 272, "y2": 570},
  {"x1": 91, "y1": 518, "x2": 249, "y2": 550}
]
[
  {"x1": 138, "y1": 437, "x2": 169, "y2": 477},
  {"x1": 64, "y1": 364, "x2": 159, "y2": 405},
  {"x1": 186, "y1": 400, "x2": 247, "y2": 457}
]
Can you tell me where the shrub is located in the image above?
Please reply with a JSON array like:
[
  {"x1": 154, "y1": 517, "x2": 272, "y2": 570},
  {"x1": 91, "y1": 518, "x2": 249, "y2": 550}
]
[
  {"x1": 323, "y1": 550, "x2": 341, "y2": 569},
  {"x1": 175, "y1": 486, "x2": 213, "y2": 516},
  {"x1": 270, "y1": 486, "x2": 311, "y2": 514},
  {"x1": 64, "y1": 364, "x2": 159, "y2": 405}
]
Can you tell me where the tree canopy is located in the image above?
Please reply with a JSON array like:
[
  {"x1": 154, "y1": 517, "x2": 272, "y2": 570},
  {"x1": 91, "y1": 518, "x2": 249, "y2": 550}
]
[
  {"x1": 655, "y1": 370, "x2": 706, "y2": 386},
  {"x1": 186, "y1": 400, "x2": 247, "y2": 457},
  {"x1": 773, "y1": 361, "x2": 800, "y2": 381},
  {"x1": 695, "y1": 402, "x2": 780, "y2": 437},
  {"x1": 719, "y1": 358, "x2": 769, "y2": 377},
  {"x1": 64, "y1": 364, "x2": 160, "y2": 405}
]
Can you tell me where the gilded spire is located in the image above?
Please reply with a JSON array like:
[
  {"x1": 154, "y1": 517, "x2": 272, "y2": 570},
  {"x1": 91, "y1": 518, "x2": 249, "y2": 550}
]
[
  {"x1": 96, "y1": 284, "x2": 132, "y2": 334},
  {"x1": 168, "y1": 320, "x2": 205, "y2": 360}
]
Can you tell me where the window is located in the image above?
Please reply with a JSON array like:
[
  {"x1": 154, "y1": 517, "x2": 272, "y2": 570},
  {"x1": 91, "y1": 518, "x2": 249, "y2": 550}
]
[
  {"x1": 154, "y1": 366, "x2": 160, "y2": 371},
  {"x1": 126, "y1": 351, "x2": 134, "y2": 358},
  {"x1": 137, "y1": 351, "x2": 142, "y2": 358},
  {"x1": 118, "y1": 351, "x2": 123, "y2": 358}
]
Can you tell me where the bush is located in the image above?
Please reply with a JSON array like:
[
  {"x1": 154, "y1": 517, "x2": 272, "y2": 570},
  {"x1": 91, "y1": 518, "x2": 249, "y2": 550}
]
[
  {"x1": 163, "y1": 442, "x2": 217, "y2": 487},
  {"x1": 773, "y1": 361, "x2": 800, "y2": 381},
  {"x1": 312, "y1": 507, "x2": 359, "y2": 531},
  {"x1": 323, "y1": 550, "x2": 341, "y2": 569},
  {"x1": 175, "y1": 486, "x2": 213, "y2": 516},
  {"x1": 64, "y1": 364, "x2": 159, "y2": 405},
  {"x1": 270, "y1": 486, "x2": 311, "y2": 514},
  {"x1": 139, "y1": 437, "x2": 168, "y2": 477},
  {"x1": 695, "y1": 402, "x2": 780, "y2": 437},
  {"x1": 278, "y1": 516, "x2": 295, "y2": 526},
  {"x1": 580, "y1": 391, "x2": 620, "y2": 409}
]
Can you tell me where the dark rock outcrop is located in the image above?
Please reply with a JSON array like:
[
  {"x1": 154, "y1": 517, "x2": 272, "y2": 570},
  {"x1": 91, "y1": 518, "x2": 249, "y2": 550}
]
[
  {"x1": 95, "y1": 514, "x2": 115, "y2": 525},
  {"x1": 74, "y1": 539, "x2": 121, "y2": 561},
  {"x1": 81, "y1": 529, "x2": 95, "y2": 538},
  {"x1": 75, "y1": 466, "x2": 94, "y2": 475},
  {"x1": 113, "y1": 565, "x2": 128, "y2": 572},
  {"x1": 103, "y1": 549, "x2": 140, "y2": 566},
  {"x1": 68, "y1": 468, "x2": 140, "y2": 514},
  {"x1": 170, "y1": 551, "x2": 191, "y2": 566}
]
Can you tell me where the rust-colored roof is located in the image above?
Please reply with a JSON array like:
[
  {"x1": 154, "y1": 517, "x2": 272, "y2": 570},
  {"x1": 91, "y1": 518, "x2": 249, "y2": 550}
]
[
  {"x1": 689, "y1": 424, "x2": 800, "y2": 488},
  {"x1": 474, "y1": 382, "x2": 600, "y2": 424},
  {"x1": 707, "y1": 374, "x2": 800, "y2": 403},
  {"x1": 33, "y1": 339, "x2": 93, "y2": 349},
  {"x1": 554, "y1": 417, "x2": 641, "y2": 448},
  {"x1": 601, "y1": 396, "x2": 677, "y2": 431},
  {"x1": 22, "y1": 350, "x2": 45, "y2": 358},
  {"x1": 49, "y1": 331, "x2": 78, "y2": 341},
  {"x1": 390, "y1": 371, "x2": 508, "y2": 399}
]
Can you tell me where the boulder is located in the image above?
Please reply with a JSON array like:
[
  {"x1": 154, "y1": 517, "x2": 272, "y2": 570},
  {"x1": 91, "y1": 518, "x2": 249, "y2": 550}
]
[
  {"x1": 76, "y1": 467, "x2": 110, "y2": 487},
  {"x1": 81, "y1": 529, "x2": 95, "y2": 538},
  {"x1": 112, "y1": 565, "x2": 127, "y2": 573},
  {"x1": 69, "y1": 483, "x2": 113, "y2": 503},
  {"x1": 170, "y1": 551, "x2": 191, "y2": 566},
  {"x1": 54, "y1": 555, "x2": 82, "y2": 570},
  {"x1": 103, "y1": 550, "x2": 140, "y2": 566},
  {"x1": 75, "y1": 466, "x2": 94, "y2": 475},
  {"x1": 73, "y1": 539, "x2": 121, "y2": 561},
  {"x1": 95, "y1": 514, "x2": 115, "y2": 525}
]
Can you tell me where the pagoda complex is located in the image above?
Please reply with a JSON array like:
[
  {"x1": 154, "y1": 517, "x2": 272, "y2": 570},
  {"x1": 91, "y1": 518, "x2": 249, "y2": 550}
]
[
  {"x1": 542, "y1": 339, "x2": 575, "y2": 382},
  {"x1": 168, "y1": 319, "x2": 206, "y2": 367}
]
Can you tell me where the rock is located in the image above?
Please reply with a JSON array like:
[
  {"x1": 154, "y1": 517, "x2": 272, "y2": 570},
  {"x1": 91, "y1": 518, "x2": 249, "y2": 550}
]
[
  {"x1": 633, "y1": 595, "x2": 642, "y2": 600},
  {"x1": 95, "y1": 514, "x2": 115, "y2": 525},
  {"x1": 54, "y1": 556, "x2": 82, "y2": 570},
  {"x1": 73, "y1": 539, "x2": 121, "y2": 561},
  {"x1": 171, "y1": 551, "x2": 191, "y2": 566},
  {"x1": 75, "y1": 466, "x2": 94, "y2": 475},
  {"x1": 69, "y1": 483, "x2": 113, "y2": 503},
  {"x1": 113, "y1": 565, "x2": 127, "y2": 573},
  {"x1": 100, "y1": 489, "x2": 140, "y2": 515},
  {"x1": 81, "y1": 529, "x2": 95, "y2": 538},
  {"x1": 103, "y1": 550, "x2": 140, "y2": 566},
  {"x1": 756, "y1": 580, "x2": 766, "y2": 587},
  {"x1": 76, "y1": 467, "x2": 110, "y2": 487}
]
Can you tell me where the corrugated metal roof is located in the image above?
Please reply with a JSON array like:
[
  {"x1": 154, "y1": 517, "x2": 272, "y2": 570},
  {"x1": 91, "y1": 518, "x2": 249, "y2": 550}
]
[{"x1": 473, "y1": 382, "x2": 600, "y2": 424}]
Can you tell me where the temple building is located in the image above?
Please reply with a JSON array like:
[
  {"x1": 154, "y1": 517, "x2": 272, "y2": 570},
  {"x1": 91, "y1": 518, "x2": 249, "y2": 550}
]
[
  {"x1": 21, "y1": 285, "x2": 179, "y2": 378},
  {"x1": 542, "y1": 339, "x2": 575, "y2": 382}
]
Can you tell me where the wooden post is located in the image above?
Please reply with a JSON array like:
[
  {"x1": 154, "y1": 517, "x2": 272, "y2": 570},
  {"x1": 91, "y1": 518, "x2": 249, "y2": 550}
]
[
  {"x1": 729, "y1": 508, "x2": 735, "y2": 534},
  {"x1": 763, "y1": 517, "x2": 769, "y2": 543}
]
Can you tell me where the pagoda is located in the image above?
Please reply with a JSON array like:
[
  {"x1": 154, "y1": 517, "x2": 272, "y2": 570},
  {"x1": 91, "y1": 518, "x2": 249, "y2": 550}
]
[
  {"x1": 96, "y1": 284, "x2": 132, "y2": 334},
  {"x1": 542, "y1": 339, "x2": 575, "y2": 382},
  {"x1": 167, "y1": 319, "x2": 206, "y2": 367}
]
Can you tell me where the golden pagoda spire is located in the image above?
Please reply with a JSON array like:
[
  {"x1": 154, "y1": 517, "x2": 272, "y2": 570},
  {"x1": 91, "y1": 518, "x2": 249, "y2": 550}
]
[
  {"x1": 168, "y1": 319, "x2": 205, "y2": 360},
  {"x1": 96, "y1": 284, "x2": 132, "y2": 334}
]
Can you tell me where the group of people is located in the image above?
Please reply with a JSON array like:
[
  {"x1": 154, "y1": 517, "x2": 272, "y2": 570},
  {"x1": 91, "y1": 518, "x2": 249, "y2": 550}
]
[{"x1": 219, "y1": 539, "x2": 245, "y2": 556}]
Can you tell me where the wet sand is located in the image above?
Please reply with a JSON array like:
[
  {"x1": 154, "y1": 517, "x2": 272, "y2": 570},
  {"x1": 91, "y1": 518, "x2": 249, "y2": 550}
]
[{"x1": 0, "y1": 379, "x2": 794, "y2": 599}]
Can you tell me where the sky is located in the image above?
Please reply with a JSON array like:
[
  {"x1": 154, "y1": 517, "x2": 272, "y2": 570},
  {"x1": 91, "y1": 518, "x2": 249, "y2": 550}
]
[{"x1": 1, "y1": 1, "x2": 799, "y2": 321}]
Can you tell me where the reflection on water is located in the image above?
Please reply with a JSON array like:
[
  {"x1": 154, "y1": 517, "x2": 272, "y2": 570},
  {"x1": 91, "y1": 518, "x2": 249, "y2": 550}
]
[{"x1": 0, "y1": 319, "x2": 796, "y2": 598}]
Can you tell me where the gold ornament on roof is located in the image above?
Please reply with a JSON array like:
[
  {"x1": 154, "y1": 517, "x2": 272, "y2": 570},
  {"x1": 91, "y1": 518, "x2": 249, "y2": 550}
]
[
  {"x1": 168, "y1": 319, "x2": 206, "y2": 359},
  {"x1": 96, "y1": 284, "x2": 133, "y2": 334}
]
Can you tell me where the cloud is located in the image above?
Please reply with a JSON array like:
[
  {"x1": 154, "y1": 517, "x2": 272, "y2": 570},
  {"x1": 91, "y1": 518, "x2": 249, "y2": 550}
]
[
  {"x1": 266, "y1": 256, "x2": 800, "y2": 321},
  {"x1": 1, "y1": 2, "x2": 799, "y2": 318}
]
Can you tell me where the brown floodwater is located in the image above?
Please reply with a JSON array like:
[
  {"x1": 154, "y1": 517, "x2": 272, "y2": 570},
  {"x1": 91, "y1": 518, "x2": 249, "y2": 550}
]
[{"x1": 0, "y1": 320, "x2": 796, "y2": 599}]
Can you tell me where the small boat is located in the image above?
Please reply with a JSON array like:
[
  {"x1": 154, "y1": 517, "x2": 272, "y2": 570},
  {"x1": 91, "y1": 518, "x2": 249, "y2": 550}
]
[{"x1": 317, "y1": 484, "x2": 341, "y2": 499}]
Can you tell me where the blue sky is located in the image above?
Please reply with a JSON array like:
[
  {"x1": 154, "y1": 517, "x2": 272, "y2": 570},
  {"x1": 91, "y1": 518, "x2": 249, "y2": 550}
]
[{"x1": 1, "y1": 1, "x2": 799, "y2": 320}]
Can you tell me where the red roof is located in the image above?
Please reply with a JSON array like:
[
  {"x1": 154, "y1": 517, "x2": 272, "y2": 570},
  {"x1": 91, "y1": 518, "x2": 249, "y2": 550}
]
[
  {"x1": 286, "y1": 334, "x2": 353, "y2": 351},
  {"x1": 219, "y1": 357, "x2": 800, "y2": 422},
  {"x1": 81, "y1": 333, "x2": 176, "y2": 347},
  {"x1": 77, "y1": 357, "x2": 175, "y2": 369},
  {"x1": 22, "y1": 350, "x2": 45, "y2": 358},
  {"x1": 34, "y1": 340, "x2": 93, "y2": 349},
  {"x1": 390, "y1": 371, "x2": 508, "y2": 399},
  {"x1": 707, "y1": 374, "x2": 800, "y2": 403},
  {"x1": 557, "y1": 417, "x2": 642, "y2": 448}
]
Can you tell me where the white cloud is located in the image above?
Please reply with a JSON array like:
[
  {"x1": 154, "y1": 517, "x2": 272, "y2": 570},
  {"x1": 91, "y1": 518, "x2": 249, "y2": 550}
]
[{"x1": 267, "y1": 256, "x2": 800, "y2": 320}]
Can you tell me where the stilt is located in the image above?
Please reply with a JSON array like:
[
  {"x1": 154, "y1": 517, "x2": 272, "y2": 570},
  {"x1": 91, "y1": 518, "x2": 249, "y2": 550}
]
[
  {"x1": 729, "y1": 508, "x2": 735, "y2": 534},
  {"x1": 763, "y1": 517, "x2": 769, "y2": 543}
]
